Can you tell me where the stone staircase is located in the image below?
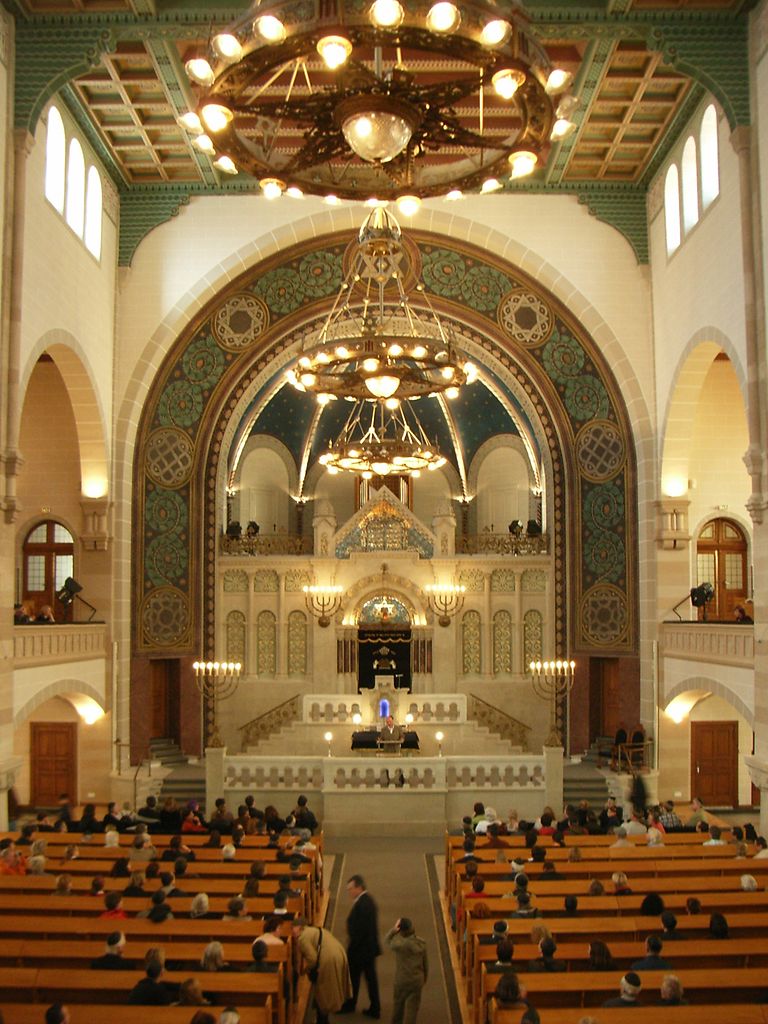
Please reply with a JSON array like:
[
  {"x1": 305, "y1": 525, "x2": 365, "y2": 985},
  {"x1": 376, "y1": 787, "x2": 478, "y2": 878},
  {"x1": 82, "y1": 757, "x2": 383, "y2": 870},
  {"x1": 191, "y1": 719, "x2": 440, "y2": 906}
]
[
  {"x1": 149, "y1": 738, "x2": 206, "y2": 809},
  {"x1": 563, "y1": 759, "x2": 611, "y2": 810}
]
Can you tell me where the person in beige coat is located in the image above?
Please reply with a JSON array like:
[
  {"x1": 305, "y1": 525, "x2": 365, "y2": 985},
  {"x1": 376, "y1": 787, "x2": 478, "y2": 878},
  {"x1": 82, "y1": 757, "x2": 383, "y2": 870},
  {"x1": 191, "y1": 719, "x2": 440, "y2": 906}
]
[
  {"x1": 386, "y1": 917, "x2": 428, "y2": 1024},
  {"x1": 293, "y1": 917, "x2": 352, "y2": 1024}
]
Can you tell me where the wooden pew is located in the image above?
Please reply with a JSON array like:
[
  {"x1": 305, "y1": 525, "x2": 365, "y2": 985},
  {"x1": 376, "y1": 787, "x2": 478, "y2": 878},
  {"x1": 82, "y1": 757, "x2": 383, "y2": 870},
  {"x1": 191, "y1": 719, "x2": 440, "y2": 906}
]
[
  {"x1": 0, "y1": 913, "x2": 289, "y2": 943},
  {"x1": 0, "y1": 892, "x2": 303, "y2": 917},
  {"x1": 0, "y1": 1006, "x2": 272, "y2": 1024},
  {"x1": 492, "y1": 1005, "x2": 768, "y2": 1024}
]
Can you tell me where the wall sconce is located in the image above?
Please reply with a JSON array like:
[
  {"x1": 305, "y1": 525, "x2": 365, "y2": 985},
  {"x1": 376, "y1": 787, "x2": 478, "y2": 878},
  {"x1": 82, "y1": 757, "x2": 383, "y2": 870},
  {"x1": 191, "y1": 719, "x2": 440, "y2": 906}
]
[
  {"x1": 324, "y1": 730, "x2": 333, "y2": 757},
  {"x1": 435, "y1": 730, "x2": 444, "y2": 757},
  {"x1": 303, "y1": 585, "x2": 343, "y2": 627},
  {"x1": 424, "y1": 583, "x2": 466, "y2": 626}
]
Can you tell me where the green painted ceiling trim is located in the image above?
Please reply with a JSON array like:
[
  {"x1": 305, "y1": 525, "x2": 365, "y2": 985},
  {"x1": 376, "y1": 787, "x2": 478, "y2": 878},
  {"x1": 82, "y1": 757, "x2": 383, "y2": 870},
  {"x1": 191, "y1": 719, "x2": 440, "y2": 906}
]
[
  {"x1": 59, "y1": 83, "x2": 128, "y2": 190},
  {"x1": 119, "y1": 187, "x2": 191, "y2": 265},
  {"x1": 639, "y1": 81, "x2": 706, "y2": 189},
  {"x1": 545, "y1": 36, "x2": 614, "y2": 185}
]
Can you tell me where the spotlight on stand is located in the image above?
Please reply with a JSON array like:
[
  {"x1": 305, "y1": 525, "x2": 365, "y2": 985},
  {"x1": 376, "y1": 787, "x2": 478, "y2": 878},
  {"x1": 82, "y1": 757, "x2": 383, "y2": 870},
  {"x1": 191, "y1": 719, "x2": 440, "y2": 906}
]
[
  {"x1": 690, "y1": 582, "x2": 714, "y2": 620},
  {"x1": 55, "y1": 577, "x2": 97, "y2": 622}
]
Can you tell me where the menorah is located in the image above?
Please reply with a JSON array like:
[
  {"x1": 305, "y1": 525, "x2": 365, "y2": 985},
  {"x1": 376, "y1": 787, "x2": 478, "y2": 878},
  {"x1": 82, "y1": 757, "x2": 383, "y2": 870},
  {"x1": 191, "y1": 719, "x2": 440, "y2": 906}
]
[
  {"x1": 529, "y1": 659, "x2": 576, "y2": 747},
  {"x1": 424, "y1": 583, "x2": 466, "y2": 627},
  {"x1": 193, "y1": 660, "x2": 242, "y2": 748},
  {"x1": 303, "y1": 584, "x2": 343, "y2": 627}
]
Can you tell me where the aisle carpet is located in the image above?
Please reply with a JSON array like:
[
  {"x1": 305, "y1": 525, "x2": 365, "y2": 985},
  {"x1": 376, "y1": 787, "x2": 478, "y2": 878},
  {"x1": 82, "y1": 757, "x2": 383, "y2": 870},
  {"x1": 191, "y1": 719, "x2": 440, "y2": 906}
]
[{"x1": 311, "y1": 835, "x2": 460, "y2": 1023}]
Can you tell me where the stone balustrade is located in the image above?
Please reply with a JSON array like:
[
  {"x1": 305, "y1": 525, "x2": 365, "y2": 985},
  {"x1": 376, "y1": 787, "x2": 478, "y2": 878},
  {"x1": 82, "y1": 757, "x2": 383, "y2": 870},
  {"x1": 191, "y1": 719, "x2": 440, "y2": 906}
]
[
  {"x1": 659, "y1": 621, "x2": 754, "y2": 668},
  {"x1": 13, "y1": 623, "x2": 108, "y2": 666},
  {"x1": 302, "y1": 693, "x2": 467, "y2": 724}
]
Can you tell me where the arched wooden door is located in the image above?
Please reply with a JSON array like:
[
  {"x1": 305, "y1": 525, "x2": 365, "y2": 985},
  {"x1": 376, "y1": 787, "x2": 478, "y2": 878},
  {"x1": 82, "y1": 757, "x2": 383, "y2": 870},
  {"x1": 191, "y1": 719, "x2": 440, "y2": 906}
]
[{"x1": 696, "y1": 517, "x2": 749, "y2": 621}]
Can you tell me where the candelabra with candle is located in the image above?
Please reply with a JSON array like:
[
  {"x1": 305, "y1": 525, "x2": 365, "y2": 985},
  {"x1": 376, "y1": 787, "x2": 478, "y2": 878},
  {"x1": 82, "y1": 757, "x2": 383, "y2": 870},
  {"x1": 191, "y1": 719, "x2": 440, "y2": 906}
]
[
  {"x1": 324, "y1": 731, "x2": 333, "y2": 757},
  {"x1": 424, "y1": 583, "x2": 466, "y2": 627},
  {"x1": 192, "y1": 660, "x2": 242, "y2": 748},
  {"x1": 303, "y1": 585, "x2": 343, "y2": 627},
  {"x1": 529, "y1": 659, "x2": 576, "y2": 747}
]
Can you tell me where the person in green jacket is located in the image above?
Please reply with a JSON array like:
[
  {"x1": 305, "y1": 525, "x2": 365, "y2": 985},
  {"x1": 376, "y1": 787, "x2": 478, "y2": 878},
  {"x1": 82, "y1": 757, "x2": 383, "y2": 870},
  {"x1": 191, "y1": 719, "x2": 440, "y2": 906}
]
[{"x1": 386, "y1": 917, "x2": 428, "y2": 1024}]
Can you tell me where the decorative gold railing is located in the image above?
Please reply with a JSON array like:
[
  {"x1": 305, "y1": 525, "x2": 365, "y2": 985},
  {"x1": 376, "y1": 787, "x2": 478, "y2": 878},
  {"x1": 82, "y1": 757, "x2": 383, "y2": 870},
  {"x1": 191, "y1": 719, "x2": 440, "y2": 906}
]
[
  {"x1": 220, "y1": 533, "x2": 313, "y2": 556},
  {"x1": 239, "y1": 694, "x2": 301, "y2": 751},
  {"x1": 458, "y1": 532, "x2": 548, "y2": 556},
  {"x1": 468, "y1": 693, "x2": 531, "y2": 751}
]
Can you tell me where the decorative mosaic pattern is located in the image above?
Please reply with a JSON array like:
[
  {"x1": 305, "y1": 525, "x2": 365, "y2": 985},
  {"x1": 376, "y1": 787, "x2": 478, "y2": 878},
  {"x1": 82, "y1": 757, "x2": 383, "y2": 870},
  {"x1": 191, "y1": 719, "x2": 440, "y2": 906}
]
[
  {"x1": 493, "y1": 610, "x2": 512, "y2": 675},
  {"x1": 253, "y1": 570, "x2": 279, "y2": 593},
  {"x1": 136, "y1": 230, "x2": 636, "y2": 657},
  {"x1": 223, "y1": 570, "x2": 248, "y2": 593},
  {"x1": 499, "y1": 289, "x2": 554, "y2": 348},
  {"x1": 287, "y1": 610, "x2": 307, "y2": 676},
  {"x1": 459, "y1": 569, "x2": 485, "y2": 593},
  {"x1": 284, "y1": 569, "x2": 312, "y2": 592},
  {"x1": 522, "y1": 570, "x2": 547, "y2": 592},
  {"x1": 226, "y1": 610, "x2": 246, "y2": 663},
  {"x1": 213, "y1": 294, "x2": 269, "y2": 351},
  {"x1": 257, "y1": 610, "x2": 277, "y2": 675},
  {"x1": 580, "y1": 584, "x2": 629, "y2": 646},
  {"x1": 462, "y1": 610, "x2": 481, "y2": 675},
  {"x1": 490, "y1": 569, "x2": 516, "y2": 592},
  {"x1": 145, "y1": 428, "x2": 194, "y2": 487},
  {"x1": 523, "y1": 610, "x2": 543, "y2": 670},
  {"x1": 359, "y1": 595, "x2": 411, "y2": 627}
]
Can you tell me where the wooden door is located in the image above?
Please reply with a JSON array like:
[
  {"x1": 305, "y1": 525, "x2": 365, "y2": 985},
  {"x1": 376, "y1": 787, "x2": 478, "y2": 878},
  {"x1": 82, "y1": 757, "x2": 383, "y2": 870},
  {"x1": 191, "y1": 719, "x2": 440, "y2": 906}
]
[
  {"x1": 588, "y1": 658, "x2": 622, "y2": 741},
  {"x1": 691, "y1": 721, "x2": 738, "y2": 806},
  {"x1": 30, "y1": 723, "x2": 76, "y2": 807},
  {"x1": 149, "y1": 660, "x2": 181, "y2": 742}
]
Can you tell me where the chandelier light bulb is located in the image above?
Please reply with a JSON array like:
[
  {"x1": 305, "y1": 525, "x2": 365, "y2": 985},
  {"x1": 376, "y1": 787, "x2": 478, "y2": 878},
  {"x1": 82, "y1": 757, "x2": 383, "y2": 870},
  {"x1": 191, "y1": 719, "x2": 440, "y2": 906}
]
[
  {"x1": 286, "y1": 185, "x2": 304, "y2": 198},
  {"x1": 445, "y1": 189, "x2": 463, "y2": 201},
  {"x1": 546, "y1": 67, "x2": 573, "y2": 94},
  {"x1": 481, "y1": 177, "x2": 502, "y2": 193},
  {"x1": 464, "y1": 361, "x2": 478, "y2": 383},
  {"x1": 212, "y1": 33, "x2": 243, "y2": 61},
  {"x1": 324, "y1": 194, "x2": 342, "y2": 205},
  {"x1": 213, "y1": 155, "x2": 238, "y2": 174},
  {"x1": 508, "y1": 150, "x2": 538, "y2": 178},
  {"x1": 426, "y1": 1, "x2": 460, "y2": 33},
  {"x1": 260, "y1": 177, "x2": 285, "y2": 199},
  {"x1": 551, "y1": 118, "x2": 576, "y2": 140},
  {"x1": 194, "y1": 134, "x2": 215, "y2": 155},
  {"x1": 328, "y1": 465, "x2": 339, "y2": 474},
  {"x1": 385, "y1": 397, "x2": 400, "y2": 409},
  {"x1": 178, "y1": 111, "x2": 203, "y2": 134},
  {"x1": 318, "y1": 35, "x2": 353, "y2": 70},
  {"x1": 362, "y1": 357, "x2": 380, "y2": 373},
  {"x1": 492, "y1": 68, "x2": 526, "y2": 100},
  {"x1": 412, "y1": 345, "x2": 427, "y2": 358},
  {"x1": 185, "y1": 57, "x2": 215, "y2": 87},
  {"x1": 201, "y1": 102, "x2": 234, "y2": 133},
  {"x1": 480, "y1": 19, "x2": 511, "y2": 46},
  {"x1": 372, "y1": 462, "x2": 391, "y2": 475},
  {"x1": 300, "y1": 372, "x2": 317, "y2": 387},
  {"x1": 365, "y1": 375, "x2": 400, "y2": 399},
  {"x1": 335, "y1": 346, "x2": 351, "y2": 359},
  {"x1": 557, "y1": 94, "x2": 580, "y2": 119},
  {"x1": 440, "y1": 366, "x2": 455, "y2": 379},
  {"x1": 370, "y1": 0, "x2": 404, "y2": 28},
  {"x1": 396, "y1": 194, "x2": 421, "y2": 217},
  {"x1": 388, "y1": 344, "x2": 403, "y2": 356},
  {"x1": 317, "y1": 393, "x2": 332, "y2": 405},
  {"x1": 256, "y1": 15, "x2": 287, "y2": 43},
  {"x1": 341, "y1": 109, "x2": 415, "y2": 163},
  {"x1": 362, "y1": 470, "x2": 373, "y2": 479},
  {"x1": 446, "y1": 386, "x2": 459, "y2": 399}
]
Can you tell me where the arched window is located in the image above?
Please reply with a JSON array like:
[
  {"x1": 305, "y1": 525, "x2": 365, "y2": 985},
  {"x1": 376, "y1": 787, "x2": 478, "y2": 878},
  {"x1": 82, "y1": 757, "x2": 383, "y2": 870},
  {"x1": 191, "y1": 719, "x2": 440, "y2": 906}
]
[
  {"x1": 682, "y1": 136, "x2": 699, "y2": 233},
  {"x1": 22, "y1": 520, "x2": 74, "y2": 621},
  {"x1": 664, "y1": 165, "x2": 681, "y2": 255},
  {"x1": 700, "y1": 104, "x2": 720, "y2": 210},
  {"x1": 696, "y1": 517, "x2": 749, "y2": 621},
  {"x1": 44, "y1": 106, "x2": 66, "y2": 213},
  {"x1": 84, "y1": 166, "x2": 103, "y2": 259},
  {"x1": 65, "y1": 138, "x2": 85, "y2": 237}
]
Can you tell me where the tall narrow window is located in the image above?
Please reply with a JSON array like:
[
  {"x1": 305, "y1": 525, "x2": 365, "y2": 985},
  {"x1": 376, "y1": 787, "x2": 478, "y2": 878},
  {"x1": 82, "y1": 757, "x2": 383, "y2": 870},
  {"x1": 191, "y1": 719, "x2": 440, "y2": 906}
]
[
  {"x1": 84, "y1": 166, "x2": 103, "y2": 259},
  {"x1": 682, "y1": 137, "x2": 699, "y2": 233},
  {"x1": 45, "y1": 106, "x2": 66, "y2": 213},
  {"x1": 65, "y1": 138, "x2": 85, "y2": 237},
  {"x1": 700, "y1": 104, "x2": 720, "y2": 210},
  {"x1": 664, "y1": 165, "x2": 681, "y2": 255}
]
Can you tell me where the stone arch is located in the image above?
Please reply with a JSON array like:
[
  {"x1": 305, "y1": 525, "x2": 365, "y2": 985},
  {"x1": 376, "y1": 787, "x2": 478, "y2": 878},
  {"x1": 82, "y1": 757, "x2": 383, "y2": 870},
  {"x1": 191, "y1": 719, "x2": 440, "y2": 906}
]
[
  {"x1": 15, "y1": 679, "x2": 106, "y2": 729},
  {"x1": 22, "y1": 330, "x2": 109, "y2": 499},
  {"x1": 342, "y1": 574, "x2": 426, "y2": 628},
  {"x1": 467, "y1": 433, "x2": 541, "y2": 497},
  {"x1": 130, "y1": 221, "x2": 641, "y2": 669},
  {"x1": 663, "y1": 676, "x2": 753, "y2": 729}
]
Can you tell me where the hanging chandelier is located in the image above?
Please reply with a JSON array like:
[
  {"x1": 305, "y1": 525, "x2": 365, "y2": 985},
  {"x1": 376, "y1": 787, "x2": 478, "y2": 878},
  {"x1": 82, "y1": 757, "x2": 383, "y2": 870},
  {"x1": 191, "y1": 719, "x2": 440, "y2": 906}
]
[{"x1": 179, "y1": 0, "x2": 577, "y2": 201}]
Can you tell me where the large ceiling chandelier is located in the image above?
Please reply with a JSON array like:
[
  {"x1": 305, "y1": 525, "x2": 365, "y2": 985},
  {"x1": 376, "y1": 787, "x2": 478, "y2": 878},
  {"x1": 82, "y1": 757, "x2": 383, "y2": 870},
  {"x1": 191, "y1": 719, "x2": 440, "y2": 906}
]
[
  {"x1": 179, "y1": 0, "x2": 577, "y2": 201},
  {"x1": 287, "y1": 205, "x2": 470, "y2": 477}
]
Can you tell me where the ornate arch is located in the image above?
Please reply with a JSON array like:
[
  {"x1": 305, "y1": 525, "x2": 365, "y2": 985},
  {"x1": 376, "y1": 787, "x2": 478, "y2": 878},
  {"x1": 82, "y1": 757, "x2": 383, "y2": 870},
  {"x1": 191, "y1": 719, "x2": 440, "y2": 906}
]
[
  {"x1": 15, "y1": 680, "x2": 106, "y2": 728},
  {"x1": 132, "y1": 229, "x2": 638, "y2": 661},
  {"x1": 663, "y1": 677, "x2": 753, "y2": 728}
]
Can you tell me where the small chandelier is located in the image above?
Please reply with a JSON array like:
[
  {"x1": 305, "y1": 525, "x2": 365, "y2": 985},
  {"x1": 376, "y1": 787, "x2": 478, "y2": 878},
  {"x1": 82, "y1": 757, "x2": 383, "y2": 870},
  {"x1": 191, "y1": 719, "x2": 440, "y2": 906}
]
[
  {"x1": 179, "y1": 0, "x2": 577, "y2": 200},
  {"x1": 319, "y1": 397, "x2": 447, "y2": 478},
  {"x1": 287, "y1": 206, "x2": 477, "y2": 406}
]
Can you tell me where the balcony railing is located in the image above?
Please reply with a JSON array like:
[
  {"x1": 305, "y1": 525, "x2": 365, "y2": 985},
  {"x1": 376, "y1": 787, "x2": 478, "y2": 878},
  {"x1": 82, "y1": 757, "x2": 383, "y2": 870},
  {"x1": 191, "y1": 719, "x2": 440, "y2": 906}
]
[
  {"x1": 13, "y1": 623, "x2": 108, "y2": 666},
  {"x1": 220, "y1": 533, "x2": 313, "y2": 556},
  {"x1": 458, "y1": 532, "x2": 549, "y2": 556},
  {"x1": 659, "y1": 621, "x2": 754, "y2": 668}
]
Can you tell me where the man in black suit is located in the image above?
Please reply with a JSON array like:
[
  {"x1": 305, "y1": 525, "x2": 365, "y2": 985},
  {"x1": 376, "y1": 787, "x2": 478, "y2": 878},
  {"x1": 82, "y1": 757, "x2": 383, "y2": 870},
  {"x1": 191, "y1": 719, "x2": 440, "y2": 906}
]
[
  {"x1": 90, "y1": 930, "x2": 135, "y2": 969},
  {"x1": 340, "y1": 874, "x2": 381, "y2": 1019}
]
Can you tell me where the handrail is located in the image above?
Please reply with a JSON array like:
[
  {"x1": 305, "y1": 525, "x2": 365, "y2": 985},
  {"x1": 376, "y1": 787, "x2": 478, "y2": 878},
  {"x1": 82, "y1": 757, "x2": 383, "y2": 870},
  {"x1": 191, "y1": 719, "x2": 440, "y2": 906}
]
[
  {"x1": 132, "y1": 745, "x2": 153, "y2": 810},
  {"x1": 238, "y1": 693, "x2": 301, "y2": 751},
  {"x1": 468, "y1": 692, "x2": 531, "y2": 750}
]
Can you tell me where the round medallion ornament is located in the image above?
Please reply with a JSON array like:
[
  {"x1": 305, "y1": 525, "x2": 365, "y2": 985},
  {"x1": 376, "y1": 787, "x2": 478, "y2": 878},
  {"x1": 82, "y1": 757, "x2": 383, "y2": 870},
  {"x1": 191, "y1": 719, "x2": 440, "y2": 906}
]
[
  {"x1": 141, "y1": 586, "x2": 190, "y2": 647},
  {"x1": 575, "y1": 420, "x2": 626, "y2": 482},
  {"x1": 580, "y1": 584, "x2": 629, "y2": 646},
  {"x1": 146, "y1": 428, "x2": 194, "y2": 487},
  {"x1": 498, "y1": 289, "x2": 554, "y2": 347},
  {"x1": 212, "y1": 293, "x2": 270, "y2": 350}
]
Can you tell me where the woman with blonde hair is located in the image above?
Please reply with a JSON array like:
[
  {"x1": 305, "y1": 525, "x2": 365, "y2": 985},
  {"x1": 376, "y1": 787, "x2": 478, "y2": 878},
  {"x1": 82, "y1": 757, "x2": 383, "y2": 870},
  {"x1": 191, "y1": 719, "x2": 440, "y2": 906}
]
[{"x1": 200, "y1": 941, "x2": 234, "y2": 972}]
